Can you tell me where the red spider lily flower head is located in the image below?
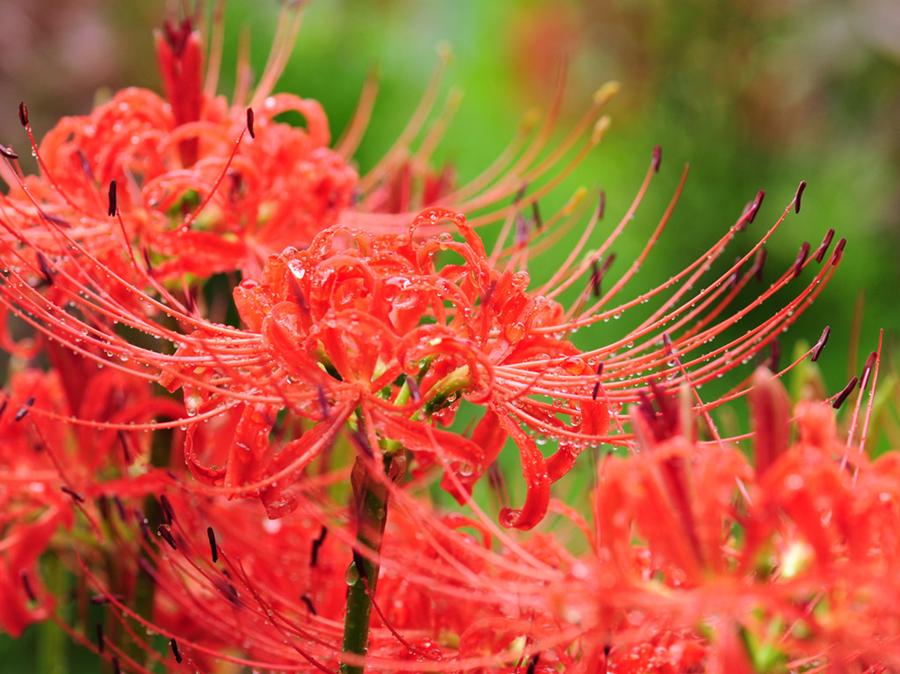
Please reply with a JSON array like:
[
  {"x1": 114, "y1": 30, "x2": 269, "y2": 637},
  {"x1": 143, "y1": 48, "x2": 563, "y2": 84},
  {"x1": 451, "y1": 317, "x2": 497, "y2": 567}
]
[
  {"x1": 0, "y1": 153, "x2": 842, "y2": 532},
  {"x1": 155, "y1": 206, "x2": 609, "y2": 526},
  {"x1": 544, "y1": 355, "x2": 900, "y2": 673},
  {"x1": 0, "y1": 7, "x2": 355, "y2": 281},
  {"x1": 0, "y1": 6, "x2": 615, "y2": 284},
  {"x1": 597, "y1": 383, "x2": 755, "y2": 586}
]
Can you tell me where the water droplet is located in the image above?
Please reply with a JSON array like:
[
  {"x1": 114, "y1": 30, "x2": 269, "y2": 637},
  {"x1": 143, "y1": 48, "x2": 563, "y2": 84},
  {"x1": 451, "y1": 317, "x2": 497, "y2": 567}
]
[{"x1": 345, "y1": 562, "x2": 360, "y2": 586}]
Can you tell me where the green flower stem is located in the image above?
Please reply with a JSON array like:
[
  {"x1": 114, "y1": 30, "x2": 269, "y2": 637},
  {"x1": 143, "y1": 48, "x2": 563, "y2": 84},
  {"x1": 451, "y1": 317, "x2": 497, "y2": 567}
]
[
  {"x1": 37, "y1": 553, "x2": 69, "y2": 674},
  {"x1": 340, "y1": 454, "x2": 394, "y2": 674}
]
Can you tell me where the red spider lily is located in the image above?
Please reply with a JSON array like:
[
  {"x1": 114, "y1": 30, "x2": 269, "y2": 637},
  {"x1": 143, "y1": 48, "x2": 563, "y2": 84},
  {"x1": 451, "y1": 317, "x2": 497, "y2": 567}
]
[
  {"x1": 0, "y1": 10, "x2": 354, "y2": 281},
  {"x1": 533, "y1": 360, "x2": 900, "y2": 673},
  {"x1": 0, "y1": 211, "x2": 867, "y2": 669},
  {"x1": 0, "y1": 5, "x2": 613, "y2": 285},
  {"x1": 46, "y1": 363, "x2": 893, "y2": 674},
  {"x1": 0, "y1": 134, "x2": 841, "y2": 529},
  {"x1": 38, "y1": 472, "x2": 583, "y2": 673}
]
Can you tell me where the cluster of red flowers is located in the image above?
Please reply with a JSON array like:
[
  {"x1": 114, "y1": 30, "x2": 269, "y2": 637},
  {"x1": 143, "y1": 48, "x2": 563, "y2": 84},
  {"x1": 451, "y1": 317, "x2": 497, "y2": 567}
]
[{"x1": 0, "y1": 5, "x2": 890, "y2": 673}]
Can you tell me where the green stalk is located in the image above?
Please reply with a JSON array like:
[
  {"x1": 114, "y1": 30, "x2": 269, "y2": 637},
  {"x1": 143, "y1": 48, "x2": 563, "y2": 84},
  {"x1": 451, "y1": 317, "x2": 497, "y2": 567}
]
[
  {"x1": 37, "y1": 553, "x2": 69, "y2": 674},
  {"x1": 126, "y1": 427, "x2": 172, "y2": 668},
  {"x1": 340, "y1": 455, "x2": 393, "y2": 674}
]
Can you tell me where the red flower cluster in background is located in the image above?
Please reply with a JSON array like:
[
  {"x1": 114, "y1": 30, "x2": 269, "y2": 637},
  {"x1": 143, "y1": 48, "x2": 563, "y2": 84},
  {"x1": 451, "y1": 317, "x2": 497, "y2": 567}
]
[{"x1": 0, "y1": 4, "x2": 890, "y2": 673}]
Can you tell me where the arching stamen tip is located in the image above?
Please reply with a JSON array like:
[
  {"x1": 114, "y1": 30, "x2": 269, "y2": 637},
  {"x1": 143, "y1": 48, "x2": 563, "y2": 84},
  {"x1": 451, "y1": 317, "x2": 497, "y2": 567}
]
[
  {"x1": 662, "y1": 332, "x2": 675, "y2": 355},
  {"x1": 14, "y1": 396, "x2": 34, "y2": 422},
  {"x1": 301, "y1": 594, "x2": 317, "y2": 614},
  {"x1": 246, "y1": 107, "x2": 255, "y2": 139},
  {"x1": 17, "y1": 101, "x2": 29, "y2": 128},
  {"x1": 141, "y1": 247, "x2": 154, "y2": 273},
  {"x1": 20, "y1": 571, "x2": 37, "y2": 602},
  {"x1": 651, "y1": 145, "x2": 662, "y2": 173},
  {"x1": 592, "y1": 115, "x2": 611, "y2": 144},
  {"x1": 207, "y1": 526, "x2": 219, "y2": 563},
  {"x1": 590, "y1": 259, "x2": 602, "y2": 297},
  {"x1": 814, "y1": 228, "x2": 835, "y2": 263},
  {"x1": 159, "y1": 493, "x2": 175, "y2": 524},
  {"x1": 831, "y1": 238, "x2": 847, "y2": 265},
  {"x1": 157, "y1": 524, "x2": 177, "y2": 550},
  {"x1": 833, "y1": 375, "x2": 857, "y2": 409},
  {"x1": 531, "y1": 200, "x2": 543, "y2": 229},
  {"x1": 310, "y1": 525, "x2": 328, "y2": 567},
  {"x1": 107, "y1": 180, "x2": 118, "y2": 217},
  {"x1": 811, "y1": 325, "x2": 830, "y2": 362},
  {"x1": 794, "y1": 180, "x2": 807, "y2": 214},
  {"x1": 37, "y1": 252, "x2": 54, "y2": 286},
  {"x1": 861, "y1": 350, "x2": 878, "y2": 390},
  {"x1": 791, "y1": 242, "x2": 810, "y2": 279},
  {"x1": 742, "y1": 189, "x2": 765, "y2": 227},
  {"x1": 170, "y1": 637, "x2": 183, "y2": 663},
  {"x1": 593, "y1": 81, "x2": 621, "y2": 106},
  {"x1": 0, "y1": 144, "x2": 18, "y2": 160},
  {"x1": 61, "y1": 485, "x2": 85, "y2": 503},
  {"x1": 591, "y1": 361, "x2": 605, "y2": 400},
  {"x1": 513, "y1": 182, "x2": 529, "y2": 205}
]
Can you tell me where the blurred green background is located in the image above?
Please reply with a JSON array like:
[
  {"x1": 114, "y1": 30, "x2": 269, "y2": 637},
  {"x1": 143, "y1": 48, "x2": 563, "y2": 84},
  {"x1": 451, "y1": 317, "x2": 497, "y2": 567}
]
[
  {"x1": 2, "y1": 0, "x2": 898, "y2": 383},
  {"x1": 1, "y1": 0, "x2": 898, "y2": 670}
]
